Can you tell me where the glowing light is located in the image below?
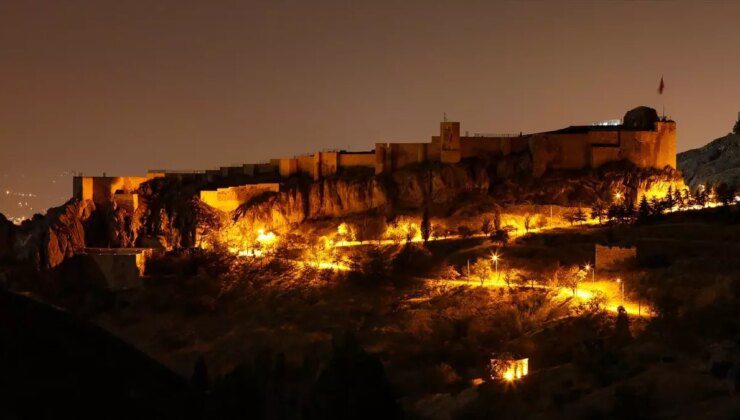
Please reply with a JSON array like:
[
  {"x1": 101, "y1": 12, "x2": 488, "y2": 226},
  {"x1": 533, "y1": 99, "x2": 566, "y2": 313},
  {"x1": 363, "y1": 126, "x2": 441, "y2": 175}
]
[
  {"x1": 337, "y1": 222, "x2": 349, "y2": 236},
  {"x1": 256, "y1": 229, "x2": 277, "y2": 245},
  {"x1": 491, "y1": 358, "x2": 529, "y2": 382},
  {"x1": 614, "y1": 191, "x2": 623, "y2": 201}
]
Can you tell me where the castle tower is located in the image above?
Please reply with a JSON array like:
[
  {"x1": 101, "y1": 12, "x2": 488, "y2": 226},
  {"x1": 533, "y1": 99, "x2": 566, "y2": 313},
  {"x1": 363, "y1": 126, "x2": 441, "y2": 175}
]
[{"x1": 440, "y1": 121, "x2": 461, "y2": 163}]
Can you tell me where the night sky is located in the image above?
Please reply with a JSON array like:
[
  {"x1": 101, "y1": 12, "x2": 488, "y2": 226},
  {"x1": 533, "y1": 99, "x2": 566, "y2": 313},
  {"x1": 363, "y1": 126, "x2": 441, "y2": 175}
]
[{"x1": 1, "y1": 1, "x2": 739, "y2": 220}]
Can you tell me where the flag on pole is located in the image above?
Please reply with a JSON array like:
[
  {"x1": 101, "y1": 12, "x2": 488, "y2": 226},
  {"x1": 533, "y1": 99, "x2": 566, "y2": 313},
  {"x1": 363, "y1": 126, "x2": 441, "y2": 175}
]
[{"x1": 658, "y1": 76, "x2": 665, "y2": 94}]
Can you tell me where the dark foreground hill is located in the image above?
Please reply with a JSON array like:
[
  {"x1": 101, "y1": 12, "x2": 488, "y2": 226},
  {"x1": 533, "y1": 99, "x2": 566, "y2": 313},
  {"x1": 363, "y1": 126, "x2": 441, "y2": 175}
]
[
  {"x1": 678, "y1": 133, "x2": 740, "y2": 189},
  {"x1": 0, "y1": 289, "x2": 196, "y2": 419}
]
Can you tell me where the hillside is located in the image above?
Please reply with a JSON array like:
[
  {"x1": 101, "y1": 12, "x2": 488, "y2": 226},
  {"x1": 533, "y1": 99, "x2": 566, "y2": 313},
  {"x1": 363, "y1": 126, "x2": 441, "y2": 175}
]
[
  {"x1": 678, "y1": 133, "x2": 740, "y2": 189},
  {"x1": 0, "y1": 290, "x2": 196, "y2": 419}
]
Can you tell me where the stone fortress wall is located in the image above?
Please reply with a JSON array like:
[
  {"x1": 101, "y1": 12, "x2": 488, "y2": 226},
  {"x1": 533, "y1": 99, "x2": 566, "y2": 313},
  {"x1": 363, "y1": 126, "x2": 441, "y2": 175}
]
[
  {"x1": 73, "y1": 106, "x2": 676, "y2": 212},
  {"x1": 199, "y1": 183, "x2": 280, "y2": 213}
]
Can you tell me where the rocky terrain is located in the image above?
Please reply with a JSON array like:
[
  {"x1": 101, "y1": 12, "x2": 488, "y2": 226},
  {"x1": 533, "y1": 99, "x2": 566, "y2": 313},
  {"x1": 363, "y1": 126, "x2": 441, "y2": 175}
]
[{"x1": 678, "y1": 133, "x2": 740, "y2": 189}]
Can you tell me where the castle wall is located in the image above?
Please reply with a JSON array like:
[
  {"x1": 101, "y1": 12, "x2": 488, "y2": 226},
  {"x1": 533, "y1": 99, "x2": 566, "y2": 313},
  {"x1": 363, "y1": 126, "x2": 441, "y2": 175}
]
[
  {"x1": 297, "y1": 155, "x2": 314, "y2": 175},
  {"x1": 83, "y1": 248, "x2": 154, "y2": 290},
  {"x1": 315, "y1": 151, "x2": 338, "y2": 180},
  {"x1": 459, "y1": 136, "x2": 529, "y2": 159},
  {"x1": 591, "y1": 146, "x2": 621, "y2": 168},
  {"x1": 619, "y1": 121, "x2": 676, "y2": 170},
  {"x1": 338, "y1": 152, "x2": 375, "y2": 169},
  {"x1": 200, "y1": 183, "x2": 280, "y2": 212},
  {"x1": 460, "y1": 137, "x2": 505, "y2": 158},
  {"x1": 73, "y1": 174, "x2": 162, "y2": 205},
  {"x1": 530, "y1": 134, "x2": 591, "y2": 177}
]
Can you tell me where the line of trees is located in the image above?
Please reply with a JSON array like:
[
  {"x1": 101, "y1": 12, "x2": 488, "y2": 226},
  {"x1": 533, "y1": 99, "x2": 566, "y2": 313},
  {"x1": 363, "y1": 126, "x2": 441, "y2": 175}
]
[{"x1": 590, "y1": 183, "x2": 737, "y2": 225}]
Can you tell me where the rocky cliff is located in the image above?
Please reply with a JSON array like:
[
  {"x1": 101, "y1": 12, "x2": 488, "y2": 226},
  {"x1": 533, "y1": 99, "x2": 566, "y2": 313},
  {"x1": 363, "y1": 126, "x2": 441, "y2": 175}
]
[
  {"x1": 9, "y1": 199, "x2": 96, "y2": 269},
  {"x1": 1, "y1": 158, "x2": 683, "y2": 270},
  {"x1": 678, "y1": 133, "x2": 740, "y2": 189}
]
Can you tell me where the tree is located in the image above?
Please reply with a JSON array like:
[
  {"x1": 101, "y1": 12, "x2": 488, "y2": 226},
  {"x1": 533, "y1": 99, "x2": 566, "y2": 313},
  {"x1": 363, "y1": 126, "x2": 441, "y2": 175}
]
[
  {"x1": 471, "y1": 258, "x2": 493, "y2": 285},
  {"x1": 457, "y1": 225, "x2": 474, "y2": 239},
  {"x1": 715, "y1": 182, "x2": 736, "y2": 206},
  {"x1": 733, "y1": 117, "x2": 740, "y2": 134},
  {"x1": 493, "y1": 211, "x2": 502, "y2": 232},
  {"x1": 420, "y1": 208, "x2": 431, "y2": 244},
  {"x1": 591, "y1": 202, "x2": 606, "y2": 224},
  {"x1": 695, "y1": 187, "x2": 707, "y2": 208},
  {"x1": 673, "y1": 188, "x2": 684, "y2": 210},
  {"x1": 523, "y1": 213, "x2": 533, "y2": 232},
  {"x1": 649, "y1": 197, "x2": 664, "y2": 216},
  {"x1": 573, "y1": 208, "x2": 587, "y2": 224},
  {"x1": 405, "y1": 224, "x2": 417, "y2": 244},
  {"x1": 481, "y1": 217, "x2": 492, "y2": 236},
  {"x1": 664, "y1": 185, "x2": 674, "y2": 209},
  {"x1": 638, "y1": 195, "x2": 651, "y2": 220},
  {"x1": 623, "y1": 199, "x2": 636, "y2": 222},
  {"x1": 565, "y1": 212, "x2": 578, "y2": 226},
  {"x1": 490, "y1": 228, "x2": 510, "y2": 247},
  {"x1": 607, "y1": 204, "x2": 622, "y2": 222},
  {"x1": 558, "y1": 265, "x2": 586, "y2": 296}
]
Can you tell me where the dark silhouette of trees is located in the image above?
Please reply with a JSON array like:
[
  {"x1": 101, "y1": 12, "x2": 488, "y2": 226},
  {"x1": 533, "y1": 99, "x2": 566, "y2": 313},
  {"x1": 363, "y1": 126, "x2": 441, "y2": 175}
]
[
  {"x1": 306, "y1": 333, "x2": 401, "y2": 420},
  {"x1": 523, "y1": 213, "x2": 533, "y2": 232},
  {"x1": 715, "y1": 183, "x2": 736, "y2": 207},
  {"x1": 623, "y1": 199, "x2": 636, "y2": 222},
  {"x1": 665, "y1": 185, "x2": 674, "y2": 209},
  {"x1": 457, "y1": 225, "x2": 474, "y2": 239},
  {"x1": 420, "y1": 208, "x2": 431, "y2": 245},
  {"x1": 673, "y1": 188, "x2": 684, "y2": 210},
  {"x1": 614, "y1": 306, "x2": 632, "y2": 346},
  {"x1": 490, "y1": 227, "x2": 511, "y2": 247},
  {"x1": 481, "y1": 217, "x2": 492, "y2": 236},
  {"x1": 574, "y1": 208, "x2": 587, "y2": 224},
  {"x1": 649, "y1": 197, "x2": 664, "y2": 217},
  {"x1": 192, "y1": 355, "x2": 209, "y2": 394},
  {"x1": 638, "y1": 195, "x2": 651, "y2": 221},
  {"x1": 733, "y1": 117, "x2": 739, "y2": 134},
  {"x1": 591, "y1": 202, "x2": 606, "y2": 224}
]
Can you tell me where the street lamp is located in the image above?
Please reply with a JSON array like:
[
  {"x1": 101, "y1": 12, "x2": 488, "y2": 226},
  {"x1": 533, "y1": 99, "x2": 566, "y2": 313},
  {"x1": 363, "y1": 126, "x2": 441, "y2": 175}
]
[
  {"x1": 491, "y1": 251, "x2": 500, "y2": 282},
  {"x1": 616, "y1": 278, "x2": 624, "y2": 304},
  {"x1": 584, "y1": 263, "x2": 595, "y2": 283}
]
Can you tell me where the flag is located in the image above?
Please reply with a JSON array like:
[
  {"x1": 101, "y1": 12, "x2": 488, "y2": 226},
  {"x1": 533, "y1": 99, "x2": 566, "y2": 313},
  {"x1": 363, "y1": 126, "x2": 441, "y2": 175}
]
[{"x1": 658, "y1": 76, "x2": 664, "y2": 94}]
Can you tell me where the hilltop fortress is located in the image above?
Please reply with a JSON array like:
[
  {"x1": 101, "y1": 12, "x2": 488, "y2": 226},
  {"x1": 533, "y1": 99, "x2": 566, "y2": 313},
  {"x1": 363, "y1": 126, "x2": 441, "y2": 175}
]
[{"x1": 73, "y1": 106, "x2": 676, "y2": 212}]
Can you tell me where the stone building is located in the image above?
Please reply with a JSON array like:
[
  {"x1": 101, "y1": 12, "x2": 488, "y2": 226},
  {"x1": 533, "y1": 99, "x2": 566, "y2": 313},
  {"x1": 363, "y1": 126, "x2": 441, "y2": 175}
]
[{"x1": 73, "y1": 106, "x2": 676, "y2": 208}]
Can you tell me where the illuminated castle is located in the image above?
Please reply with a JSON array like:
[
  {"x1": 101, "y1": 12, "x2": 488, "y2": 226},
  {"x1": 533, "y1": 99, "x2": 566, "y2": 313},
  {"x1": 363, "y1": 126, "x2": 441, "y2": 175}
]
[{"x1": 73, "y1": 106, "x2": 676, "y2": 212}]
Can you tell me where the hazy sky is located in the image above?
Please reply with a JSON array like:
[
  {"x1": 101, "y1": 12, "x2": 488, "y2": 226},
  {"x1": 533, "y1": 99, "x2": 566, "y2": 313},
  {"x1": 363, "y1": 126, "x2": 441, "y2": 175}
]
[{"x1": 1, "y1": 0, "x2": 739, "y2": 218}]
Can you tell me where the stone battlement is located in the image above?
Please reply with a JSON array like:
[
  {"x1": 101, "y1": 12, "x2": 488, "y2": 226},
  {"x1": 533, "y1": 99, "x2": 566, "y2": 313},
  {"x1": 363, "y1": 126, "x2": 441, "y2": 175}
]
[{"x1": 73, "y1": 106, "x2": 676, "y2": 209}]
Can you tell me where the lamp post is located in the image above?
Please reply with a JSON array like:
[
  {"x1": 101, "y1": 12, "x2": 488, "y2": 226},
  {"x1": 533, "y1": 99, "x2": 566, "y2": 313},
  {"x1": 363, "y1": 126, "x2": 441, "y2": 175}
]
[
  {"x1": 491, "y1": 252, "x2": 500, "y2": 283},
  {"x1": 584, "y1": 263, "x2": 595, "y2": 284}
]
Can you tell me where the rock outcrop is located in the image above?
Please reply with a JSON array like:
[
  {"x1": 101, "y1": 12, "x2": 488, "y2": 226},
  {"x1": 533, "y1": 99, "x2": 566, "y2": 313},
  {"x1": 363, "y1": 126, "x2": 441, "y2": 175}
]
[
  {"x1": 678, "y1": 133, "x2": 740, "y2": 189},
  {"x1": 12, "y1": 199, "x2": 96, "y2": 269},
  {"x1": 1, "y1": 157, "x2": 686, "y2": 271}
]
